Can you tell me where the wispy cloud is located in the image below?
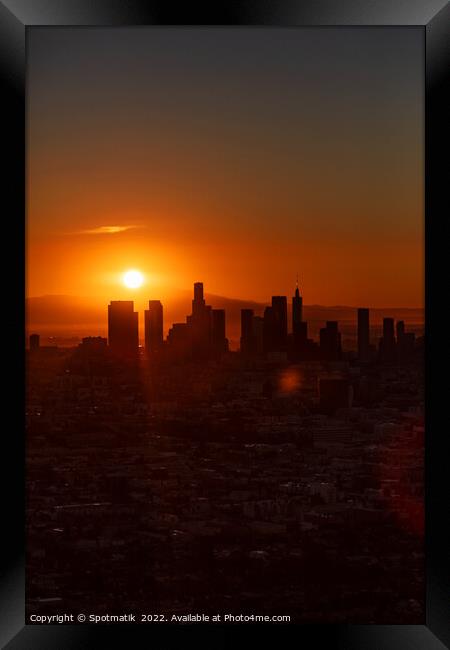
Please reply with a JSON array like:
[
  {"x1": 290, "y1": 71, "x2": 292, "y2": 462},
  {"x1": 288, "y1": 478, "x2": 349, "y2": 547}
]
[{"x1": 76, "y1": 225, "x2": 140, "y2": 235}]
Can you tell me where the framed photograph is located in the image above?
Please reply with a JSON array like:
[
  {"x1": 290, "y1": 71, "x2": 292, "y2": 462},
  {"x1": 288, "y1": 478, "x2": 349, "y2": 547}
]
[{"x1": 2, "y1": 1, "x2": 448, "y2": 648}]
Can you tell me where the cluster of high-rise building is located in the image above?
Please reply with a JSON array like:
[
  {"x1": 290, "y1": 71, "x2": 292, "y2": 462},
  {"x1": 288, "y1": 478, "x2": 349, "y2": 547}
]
[
  {"x1": 167, "y1": 282, "x2": 228, "y2": 361},
  {"x1": 107, "y1": 282, "x2": 228, "y2": 361},
  {"x1": 241, "y1": 283, "x2": 308, "y2": 361},
  {"x1": 29, "y1": 281, "x2": 418, "y2": 366},
  {"x1": 357, "y1": 309, "x2": 417, "y2": 364},
  {"x1": 240, "y1": 284, "x2": 416, "y2": 365}
]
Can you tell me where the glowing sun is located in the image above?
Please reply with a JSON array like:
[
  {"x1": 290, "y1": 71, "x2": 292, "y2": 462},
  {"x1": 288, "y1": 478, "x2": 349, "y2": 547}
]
[{"x1": 123, "y1": 269, "x2": 144, "y2": 289}]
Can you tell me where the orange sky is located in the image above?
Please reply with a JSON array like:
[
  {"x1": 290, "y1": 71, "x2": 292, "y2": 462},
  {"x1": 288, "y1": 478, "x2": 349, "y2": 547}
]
[{"x1": 27, "y1": 28, "x2": 424, "y2": 309}]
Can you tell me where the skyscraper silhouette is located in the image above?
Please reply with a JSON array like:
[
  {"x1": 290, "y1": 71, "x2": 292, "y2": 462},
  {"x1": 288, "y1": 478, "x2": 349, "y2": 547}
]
[
  {"x1": 379, "y1": 317, "x2": 396, "y2": 362},
  {"x1": 292, "y1": 278, "x2": 303, "y2": 335},
  {"x1": 211, "y1": 309, "x2": 228, "y2": 355},
  {"x1": 263, "y1": 305, "x2": 275, "y2": 354},
  {"x1": 396, "y1": 320, "x2": 405, "y2": 341},
  {"x1": 189, "y1": 282, "x2": 212, "y2": 359},
  {"x1": 383, "y1": 318, "x2": 395, "y2": 340},
  {"x1": 107, "y1": 301, "x2": 139, "y2": 358},
  {"x1": 166, "y1": 322, "x2": 190, "y2": 361},
  {"x1": 271, "y1": 296, "x2": 288, "y2": 351},
  {"x1": 357, "y1": 308, "x2": 370, "y2": 362},
  {"x1": 396, "y1": 320, "x2": 415, "y2": 361},
  {"x1": 192, "y1": 282, "x2": 206, "y2": 314},
  {"x1": 144, "y1": 300, "x2": 163, "y2": 354},
  {"x1": 240, "y1": 309, "x2": 254, "y2": 356},
  {"x1": 253, "y1": 316, "x2": 264, "y2": 355},
  {"x1": 292, "y1": 281, "x2": 306, "y2": 358},
  {"x1": 319, "y1": 321, "x2": 342, "y2": 361}
]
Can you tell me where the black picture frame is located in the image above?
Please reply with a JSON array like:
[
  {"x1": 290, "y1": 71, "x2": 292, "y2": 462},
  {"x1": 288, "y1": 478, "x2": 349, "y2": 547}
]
[{"x1": 2, "y1": 1, "x2": 448, "y2": 648}]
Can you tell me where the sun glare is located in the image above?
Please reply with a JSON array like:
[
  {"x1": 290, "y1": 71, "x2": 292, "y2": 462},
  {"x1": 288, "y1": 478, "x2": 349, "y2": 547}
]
[{"x1": 123, "y1": 269, "x2": 144, "y2": 289}]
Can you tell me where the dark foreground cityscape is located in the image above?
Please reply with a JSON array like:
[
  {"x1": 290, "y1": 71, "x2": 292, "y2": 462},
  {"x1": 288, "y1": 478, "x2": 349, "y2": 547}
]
[{"x1": 26, "y1": 281, "x2": 424, "y2": 623}]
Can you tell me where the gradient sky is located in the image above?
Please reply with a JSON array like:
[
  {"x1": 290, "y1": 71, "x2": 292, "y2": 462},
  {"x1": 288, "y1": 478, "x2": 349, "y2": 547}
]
[{"x1": 27, "y1": 27, "x2": 424, "y2": 308}]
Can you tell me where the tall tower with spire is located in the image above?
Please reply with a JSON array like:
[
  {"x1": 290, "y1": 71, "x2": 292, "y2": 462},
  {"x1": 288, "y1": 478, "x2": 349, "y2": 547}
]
[{"x1": 292, "y1": 274, "x2": 303, "y2": 334}]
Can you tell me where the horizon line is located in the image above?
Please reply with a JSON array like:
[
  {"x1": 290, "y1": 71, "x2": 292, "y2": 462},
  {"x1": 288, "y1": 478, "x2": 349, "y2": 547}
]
[{"x1": 26, "y1": 293, "x2": 425, "y2": 311}]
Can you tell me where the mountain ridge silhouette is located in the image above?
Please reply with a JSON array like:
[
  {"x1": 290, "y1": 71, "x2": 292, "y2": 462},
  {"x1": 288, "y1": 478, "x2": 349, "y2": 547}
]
[{"x1": 26, "y1": 293, "x2": 424, "y2": 342}]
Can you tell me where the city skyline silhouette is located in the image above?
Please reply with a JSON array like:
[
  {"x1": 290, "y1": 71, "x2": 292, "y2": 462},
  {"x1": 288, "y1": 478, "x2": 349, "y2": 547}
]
[{"x1": 29, "y1": 280, "x2": 422, "y2": 367}]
